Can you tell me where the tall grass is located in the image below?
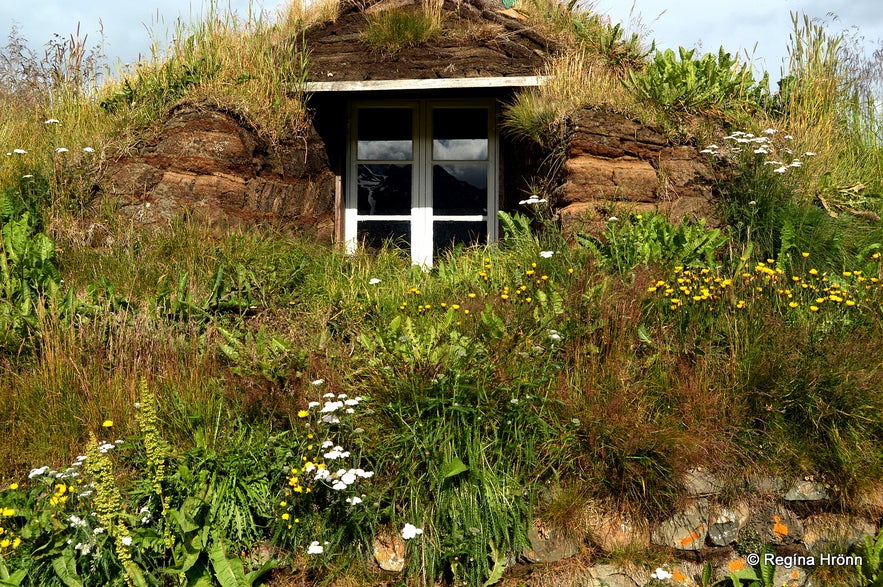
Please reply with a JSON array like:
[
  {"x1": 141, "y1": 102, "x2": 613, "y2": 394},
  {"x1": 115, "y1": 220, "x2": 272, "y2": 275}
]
[{"x1": 777, "y1": 13, "x2": 883, "y2": 214}]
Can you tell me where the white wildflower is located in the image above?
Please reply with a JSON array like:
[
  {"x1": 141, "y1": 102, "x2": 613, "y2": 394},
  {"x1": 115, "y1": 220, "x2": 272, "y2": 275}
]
[
  {"x1": 651, "y1": 568, "x2": 673, "y2": 580},
  {"x1": 402, "y1": 523, "x2": 424, "y2": 540},
  {"x1": 539, "y1": 251, "x2": 555, "y2": 258},
  {"x1": 312, "y1": 379, "x2": 325, "y2": 386},
  {"x1": 369, "y1": 278, "x2": 381, "y2": 285},
  {"x1": 13, "y1": 149, "x2": 27, "y2": 154},
  {"x1": 307, "y1": 541, "x2": 324, "y2": 554},
  {"x1": 45, "y1": 118, "x2": 60, "y2": 124},
  {"x1": 518, "y1": 195, "x2": 547, "y2": 205},
  {"x1": 346, "y1": 496, "x2": 363, "y2": 505},
  {"x1": 55, "y1": 147, "x2": 69, "y2": 153},
  {"x1": 121, "y1": 536, "x2": 132, "y2": 546},
  {"x1": 28, "y1": 466, "x2": 49, "y2": 478},
  {"x1": 83, "y1": 147, "x2": 95, "y2": 153}
]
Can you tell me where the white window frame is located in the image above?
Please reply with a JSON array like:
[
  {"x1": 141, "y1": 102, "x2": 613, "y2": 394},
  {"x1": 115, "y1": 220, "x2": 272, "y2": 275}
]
[{"x1": 345, "y1": 98, "x2": 498, "y2": 267}]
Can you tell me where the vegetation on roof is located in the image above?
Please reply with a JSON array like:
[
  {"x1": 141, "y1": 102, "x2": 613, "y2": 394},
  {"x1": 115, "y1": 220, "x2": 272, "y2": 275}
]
[{"x1": 1, "y1": 1, "x2": 883, "y2": 585}]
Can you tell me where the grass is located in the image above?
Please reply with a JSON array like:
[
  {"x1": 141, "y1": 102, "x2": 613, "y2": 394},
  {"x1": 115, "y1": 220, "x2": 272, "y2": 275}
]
[{"x1": 362, "y1": 0, "x2": 444, "y2": 52}]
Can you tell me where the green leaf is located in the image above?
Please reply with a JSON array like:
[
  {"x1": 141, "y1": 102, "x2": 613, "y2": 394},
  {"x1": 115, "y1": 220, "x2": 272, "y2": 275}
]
[
  {"x1": 51, "y1": 550, "x2": 84, "y2": 587},
  {"x1": 482, "y1": 540, "x2": 507, "y2": 587},
  {"x1": 441, "y1": 456, "x2": 469, "y2": 479},
  {"x1": 208, "y1": 539, "x2": 247, "y2": 587},
  {"x1": 244, "y1": 559, "x2": 279, "y2": 586}
]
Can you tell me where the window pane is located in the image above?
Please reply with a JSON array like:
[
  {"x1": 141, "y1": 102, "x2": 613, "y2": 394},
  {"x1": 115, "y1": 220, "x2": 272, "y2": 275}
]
[
  {"x1": 433, "y1": 108, "x2": 488, "y2": 160},
  {"x1": 357, "y1": 221, "x2": 411, "y2": 250},
  {"x1": 433, "y1": 221, "x2": 487, "y2": 256},
  {"x1": 358, "y1": 164, "x2": 412, "y2": 215},
  {"x1": 433, "y1": 164, "x2": 487, "y2": 215},
  {"x1": 358, "y1": 108, "x2": 412, "y2": 160}
]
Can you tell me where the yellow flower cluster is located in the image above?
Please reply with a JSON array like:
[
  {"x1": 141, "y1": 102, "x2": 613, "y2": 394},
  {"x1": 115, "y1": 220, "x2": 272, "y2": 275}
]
[
  {"x1": 648, "y1": 256, "x2": 883, "y2": 314},
  {"x1": 49, "y1": 483, "x2": 73, "y2": 507},
  {"x1": 647, "y1": 266, "x2": 733, "y2": 311},
  {"x1": 398, "y1": 255, "x2": 571, "y2": 317},
  {"x1": 0, "y1": 501, "x2": 21, "y2": 552}
]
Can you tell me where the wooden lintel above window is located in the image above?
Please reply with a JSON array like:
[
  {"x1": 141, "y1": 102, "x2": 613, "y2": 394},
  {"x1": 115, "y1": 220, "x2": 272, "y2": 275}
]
[{"x1": 305, "y1": 76, "x2": 546, "y2": 93}]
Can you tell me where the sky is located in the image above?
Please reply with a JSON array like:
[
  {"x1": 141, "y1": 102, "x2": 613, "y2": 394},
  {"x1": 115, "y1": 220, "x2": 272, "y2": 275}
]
[{"x1": 2, "y1": 0, "x2": 882, "y2": 83}]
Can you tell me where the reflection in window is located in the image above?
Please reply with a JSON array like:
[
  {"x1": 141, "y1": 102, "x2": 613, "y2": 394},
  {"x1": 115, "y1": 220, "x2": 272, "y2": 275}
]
[
  {"x1": 357, "y1": 108, "x2": 413, "y2": 160},
  {"x1": 432, "y1": 108, "x2": 488, "y2": 161},
  {"x1": 357, "y1": 221, "x2": 411, "y2": 250},
  {"x1": 358, "y1": 140, "x2": 412, "y2": 161},
  {"x1": 433, "y1": 164, "x2": 487, "y2": 215},
  {"x1": 433, "y1": 221, "x2": 487, "y2": 257},
  {"x1": 357, "y1": 164, "x2": 412, "y2": 215}
]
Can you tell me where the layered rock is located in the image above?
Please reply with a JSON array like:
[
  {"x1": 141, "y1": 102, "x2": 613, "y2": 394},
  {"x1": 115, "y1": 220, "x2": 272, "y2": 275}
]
[
  {"x1": 558, "y1": 109, "x2": 718, "y2": 235},
  {"x1": 105, "y1": 103, "x2": 335, "y2": 235}
]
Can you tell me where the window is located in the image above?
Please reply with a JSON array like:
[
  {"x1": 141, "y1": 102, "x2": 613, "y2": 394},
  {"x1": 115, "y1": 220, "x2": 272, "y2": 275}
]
[{"x1": 345, "y1": 99, "x2": 497, "y2": 266}]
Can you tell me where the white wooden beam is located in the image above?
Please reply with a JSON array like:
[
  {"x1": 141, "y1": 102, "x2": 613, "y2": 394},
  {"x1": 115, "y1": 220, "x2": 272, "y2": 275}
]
[{"x1": 305, "y1": 75, "x2": 546, "y2": 93}]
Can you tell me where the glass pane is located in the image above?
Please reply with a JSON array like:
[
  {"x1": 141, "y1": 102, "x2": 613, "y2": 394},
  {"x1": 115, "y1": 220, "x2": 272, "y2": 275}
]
[
  {"x1": 433, "y1": 108, "x2": 488, "y2": 160},
  {"x1": 433, "y1": 164, "x2": 487, "y2": 215},
  {"x1": 433, "y1": 221, "x2": 487, "y2": 257},
  {"x1": 357, "y1": 221, "x2": 411, "y2": 250},
  {"x1": 358, "y1": 164, "x2": 412, "y2": 215},
  {"x1": 358, "y1": 108, "x2": 412, "y2": 160}
]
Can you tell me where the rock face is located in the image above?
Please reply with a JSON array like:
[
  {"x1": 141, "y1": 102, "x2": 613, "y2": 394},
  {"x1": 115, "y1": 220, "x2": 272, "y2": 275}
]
[
  {"x1": 105, "y1": 103, "x2": 335, "y2": 235},
  {"x1": 651, "y1": 498, "x2": 709, "y2": 551},
  {"x1": 559, "y1": 109, "x2": 717, "y2": 234},
  {"x1": 522, "y1": 518, "x2": 581, "y2": 563}
]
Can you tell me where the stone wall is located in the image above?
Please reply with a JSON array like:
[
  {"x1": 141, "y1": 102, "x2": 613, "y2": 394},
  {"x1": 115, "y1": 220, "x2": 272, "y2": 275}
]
[
  {"x1": 372, "y1": 472, "x2": 883, "y2": 587},
  {"x1": 558, "y1": 109, "x2": 718, "y2": 235},
  {"x1": 105, "y1": 102, "x2": 335, "y2": 236}
]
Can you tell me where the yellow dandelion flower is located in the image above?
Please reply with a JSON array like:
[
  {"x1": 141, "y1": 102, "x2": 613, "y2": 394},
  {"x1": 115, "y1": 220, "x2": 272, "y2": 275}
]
[
  {"x1": 810, "y1": 306, "x2": 819, "y2": 312},
  {"x1": 789, "y1": 301, "x2": 799, "y2": 308},
  {"x1": 0, "y1": 539, "x2": 10, "y2": 549},
  {"x1": 568, "y1": 268, "x2": 575, "y2": 274},
  {"x1": 297, "y1": 410, "x2": 309, "y2": 418},
  {"x1": 12, "y1": 537, "x2": 20, "y2": 548},
  {"x1": 802, "y1": 252, "x2": 809, "y2": 258},
  {"x1": 451, "y1": 304, "x2": 460, "y2": 310},
  {"x1": 8, "y1": 484, "x2": 17, "y2": 490},
  {"x1": 468, "y1": 293, "x2": 476, "y2": 299},
  {"x1": 2, "y1": 508, "x2": 14, "y2": 517},
  {"x1": 281, "y1": 513, "x2": 290, "y2": 520},
  {"x1": 102, "y1": 420, "x2": 113, "y2": 428},
  {"x1": 809, "y1": 268, "x2": 818, "y2": 275}
]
